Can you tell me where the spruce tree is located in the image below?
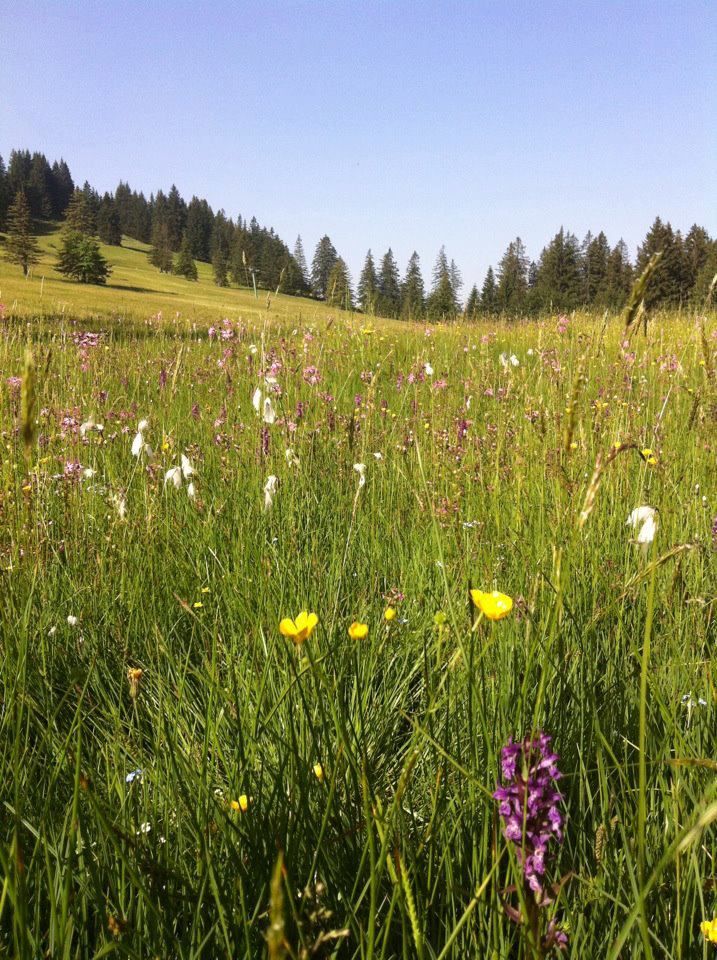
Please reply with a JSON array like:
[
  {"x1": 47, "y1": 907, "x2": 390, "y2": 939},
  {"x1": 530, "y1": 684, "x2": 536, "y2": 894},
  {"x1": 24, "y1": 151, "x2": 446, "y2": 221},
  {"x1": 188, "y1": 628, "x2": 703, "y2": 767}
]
[
  {"x1": 0, "y1": 154, "x2": 8, "y2": 228},
  {"x1": 27, "y1": 152, "x2": 53, "y2": 218},
  {"x1": 692, "y1": 242, "x2": 717, "y2": 304},
  {"x1": 56, "y1": 231, "x2": 111, "y2": 283},
  {"x1": 427, "y1": 247, "x2": 458, "y2": 321},
  {"x1": 583, "y1": 231, "x2": 610, "y2": 305},
  {"x1": 400, "y1": 252, "x2": 426, "y2": 320},
  {"x1": 496, "y1": 238, "x2": 529, "y2": 315},
  {"x1": 49, "y1": 159, "x2": 74, "y2": 217},
  {"x1": 64, "y1": 189, "x2": 95, "y2": 235},
  {"x1": 377, "y1": 248, "x2": 401, "y2": 317},
  {"x1": 3, "y1": 190, "x2": 40, "y2": 276},
  {"x1": 465, "y1": 284, "x2": 480, "y2": 319},
  {"x1": 80, "y1": 181, "x2": 100, "y2": 232},
  {"x1": 603, "y1": 240, "x2": 633, "y2": 310},
  {"x1": 174, "y1": 236, "x2": 198, "y2": 280},
  {"x1": 185, "y1": 197, "x2": 214, "y2": 262},
  {"x1": 533, "y1": 228, "x2": 582, "y2": 312},
  {"x1": 311, "y1": 235, "x2": 338, "y2": 299},
  {"x1": 97, "y1": 194, "x2": 122, "y2": 245},
  {"x1": 684, "y1": 225, "x2": 712, "y2": 296},
  {"x1": 357, "y1": 249, "x2": 379, "y2": 313},
  {"x1": 326, "y1": 257, "x2": 354, "y2": 310},
  {"x1": 166, "y1": 184, "x2": 187, "y2": 251},
  {"x1": 293, "y1": 236, "x2": 310, "y2": 291},
  {"x1": 635, "y1": 218, "x2": 689, "y2": 308},
  {"x1": 480, "y1": 266, "x2": 498, "y2": 314},
  {"x1": 449, "y1": 259, "x2": 463, "y2": 305},
  {"x1": 148, "y1": 221, "x2": 174, "y2": 273}
]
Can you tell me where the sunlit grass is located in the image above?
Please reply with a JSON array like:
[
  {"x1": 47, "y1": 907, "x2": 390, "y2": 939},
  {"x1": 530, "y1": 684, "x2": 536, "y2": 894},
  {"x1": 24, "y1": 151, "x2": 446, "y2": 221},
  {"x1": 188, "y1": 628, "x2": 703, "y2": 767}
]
[{"x1": 0, "y1": 302, "x2": 715, "y2": 957}]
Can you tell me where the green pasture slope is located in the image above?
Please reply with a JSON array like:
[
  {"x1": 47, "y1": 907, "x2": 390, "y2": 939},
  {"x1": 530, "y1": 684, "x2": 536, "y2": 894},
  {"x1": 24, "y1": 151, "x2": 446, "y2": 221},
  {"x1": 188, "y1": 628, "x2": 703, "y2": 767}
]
[{"x1": 0, "y1": 244, "x2": 716, "y2": 957}]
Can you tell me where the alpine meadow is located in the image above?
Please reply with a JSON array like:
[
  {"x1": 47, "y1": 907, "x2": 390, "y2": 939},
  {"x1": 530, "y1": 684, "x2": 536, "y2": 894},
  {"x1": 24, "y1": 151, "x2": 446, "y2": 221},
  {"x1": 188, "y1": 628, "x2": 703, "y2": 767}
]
[{"x1": 1, "y1": 3, "x2": 716, "y2": 957}]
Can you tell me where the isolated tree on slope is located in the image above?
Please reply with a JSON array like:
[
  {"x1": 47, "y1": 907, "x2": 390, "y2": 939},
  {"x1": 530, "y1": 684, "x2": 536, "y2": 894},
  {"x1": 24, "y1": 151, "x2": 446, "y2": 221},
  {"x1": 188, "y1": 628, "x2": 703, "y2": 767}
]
[
  {"x1": 400, "y1": 252, "x2": 426, "y2": 320},
  {"x1": 174, "y1": 236, "x2": 198, "y2": 280},
  {"x1": 56, "y1": 231, "x2": 111, "y2": 284},
  {"x1": 311, "y1": 235, "x2": 338, "y2": 299},
  {"x1": 149, "y1": 221, "x2": 174, "y2": 273},
  {"x1": 357, "y1": 249, "x2": 379, "y2": 313},
  {"x1": 3, "y1": 190, "x2": 40, "y2": 276}
]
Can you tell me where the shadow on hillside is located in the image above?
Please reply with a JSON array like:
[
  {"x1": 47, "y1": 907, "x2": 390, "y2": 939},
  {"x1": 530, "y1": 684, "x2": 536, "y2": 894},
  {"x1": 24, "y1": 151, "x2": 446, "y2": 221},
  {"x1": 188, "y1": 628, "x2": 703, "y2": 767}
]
[{"x1": 108, "y1": 284, "x2": 175, "y2": 295}]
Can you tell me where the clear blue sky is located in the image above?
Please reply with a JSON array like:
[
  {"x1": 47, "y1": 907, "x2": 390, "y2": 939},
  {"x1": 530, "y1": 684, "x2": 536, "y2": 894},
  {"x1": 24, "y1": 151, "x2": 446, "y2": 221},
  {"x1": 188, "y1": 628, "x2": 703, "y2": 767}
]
[{"x1": 1, "y1": 0, "x2": 715, "y2": 292}]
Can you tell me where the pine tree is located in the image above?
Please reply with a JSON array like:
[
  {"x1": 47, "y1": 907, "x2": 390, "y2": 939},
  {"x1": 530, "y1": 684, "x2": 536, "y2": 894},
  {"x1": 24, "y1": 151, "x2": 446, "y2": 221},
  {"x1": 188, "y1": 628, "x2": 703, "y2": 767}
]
[
  {"x1": 377, "y1": 248, "x2": 401, "y2": 317},
  {"x1": 148, "y1": 221, "x2": 174, "y2": 273},
  {"x1": 465, "y1": 284, "x2": 480, "y2": 319},
  {"x1": 27, "y1": 152, "x2": 53, "y2": 218},
  {"x1": 449, "y1": 259, "x2": 463, "y2": 305},
  {"x1": 3, "y1": 190, "x2": 40, "y2": 276},
  {"x1": 480, "y1": 266, "x2": 498, "y2": 314},
  {"x1": 325, "y1": 257, "x2": 354, "y2": 310},
  {"x1": 311, "y1": 235, "x2": 338, "y2": 299},
  {"x1": 174, "y1": 236, "x2": 198, "y2": 280},
  {"x1": 56, "y1": 231, "x2": 111, "y2": 283},
  {"x1": 400, "y1": 252, "x2": 426, "y2": 320},
  {"x1": 533, "y1": 228, "x2": 582, "y2": 312},
  {"x1": 293, "y1": 236, "x2": 310, "y2": 291},
  {"x1": 357, "y1": 249, "x2": 379, "y2": 313},
  {"x1": 64, "y1": 189, "x2": 95, "y2": 235},
  {"x1": 7, "y1": 150, "x2": 32, "y2": 199},
  {"x1": 211, "y1": 211, "x2": 232, "y2": 286},
  {"x1": 80, "y1": 181, "x2": 100, "y2": 232},
  {"x1": 97, "y1": 194, "x2": 122, "y2": 245},
  {"x1": 496, "y1": 238, "x2": 529, "y2": 315},
  {"x1": 427, "y1": 247, "x2": 458, "y2": 321}
]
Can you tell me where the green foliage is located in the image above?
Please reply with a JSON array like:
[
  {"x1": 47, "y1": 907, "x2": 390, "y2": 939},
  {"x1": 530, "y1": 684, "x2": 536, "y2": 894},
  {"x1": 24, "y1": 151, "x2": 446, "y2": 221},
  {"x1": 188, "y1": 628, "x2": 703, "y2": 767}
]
[
  {"x1": 377, "y1": 248, "x2": 401, "y2": 318},
  {"x1": 636, "y1": 217, "x2": 690, "y2": 308},
  {"x1": 64, "y1": 189, "x2": 96, "y2": 235},
  {"x1": 325, "y1": 256, "x2": 353, "y2": 309},
  {"x1": 400, "y1": 252, "x2": 426, "y2": 320},
  {"x1": 464, "y1": 283, "x2": 479, "y2": 319},
  {"x1": 97, "y1": 193, "x2": 122, "y2": 246},
  {"x1": 3, "y1": 190, "x2": 40, "y2": 276},
  {"x1": 56, "y1": 230, "x2": 112, "y2": 284},
  {"x1": 533, "y1": 228, "x2": 583, "y2": 312},
  {"x1": 148, "y1": 221, "x2": 174, "y2": 273},
  {"x1": 496, "y1": 237, "x2": 529, "y2": 315},
  {"x1": 311, "y1": 235, "x2": 338, "y2": 299},
  {"x1": 358, "y1": 249, "x2": 379, "y2": 314},
  {"x1": 174, "y1": 236, "x2": 198, "y2": 280},
  {"x1": 480, "y1": 265, "x2": 498, "y2": 314},
  {"x1": 427, "y1": 247, "x2": 459, "y2": 320}
]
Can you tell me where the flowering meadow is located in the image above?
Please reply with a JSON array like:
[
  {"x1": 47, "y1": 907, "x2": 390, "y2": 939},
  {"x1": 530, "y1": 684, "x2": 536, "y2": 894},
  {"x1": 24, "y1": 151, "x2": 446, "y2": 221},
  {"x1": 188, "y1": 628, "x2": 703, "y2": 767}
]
[{"x1": 1, "y1": 304, "x2": 716, "y2": 958}]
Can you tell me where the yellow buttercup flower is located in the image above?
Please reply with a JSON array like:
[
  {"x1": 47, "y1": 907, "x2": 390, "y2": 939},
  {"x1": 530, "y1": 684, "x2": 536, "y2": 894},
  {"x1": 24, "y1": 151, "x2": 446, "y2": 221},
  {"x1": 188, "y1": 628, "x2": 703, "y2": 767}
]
[
  {"x1": 313, "y1": 762, "x2": 324, "y2": 782},
  {"x1": 384, "y1": 607, "x2": 396, "y2": 622},
  {"x1": 470, "y1": 589, "x2": 513, "y2": 621},
  {"x1": 701, "y1": 918, "x2": 717, "y2": 943},
  {"x1": 231, "y1": 794, "x2": 249, "y2": 813},
  {"x1": 279, "y1": 610, "x2": 319, "y2": 644},
  {"x1": 640, "y1": 447, "x2": 657, "y2": 466},
  {"x1": 348, "y1": 621, "x2": 369, "y2": 640}
]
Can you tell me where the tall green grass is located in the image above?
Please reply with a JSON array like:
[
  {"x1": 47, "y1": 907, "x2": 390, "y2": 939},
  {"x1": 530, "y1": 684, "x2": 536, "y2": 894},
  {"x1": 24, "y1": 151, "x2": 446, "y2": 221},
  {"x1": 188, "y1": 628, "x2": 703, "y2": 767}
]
[{"x1": 0, "y1": 305, "x2": 715, "y2": 957}]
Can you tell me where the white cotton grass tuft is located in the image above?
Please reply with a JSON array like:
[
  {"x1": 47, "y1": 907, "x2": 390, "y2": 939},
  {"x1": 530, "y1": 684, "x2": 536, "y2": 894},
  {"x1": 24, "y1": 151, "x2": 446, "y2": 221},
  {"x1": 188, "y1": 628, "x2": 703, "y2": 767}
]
[
  {"x1": 499, "y1": 352, "x2": 520, "y2": 369},
  {"x1": 164, "y1": 454, "x2": 197, "y2": 497},
  {"x1": 285, "y1": 447, "x2": 300, "y2": 467},
  {"x1": 353, "y1": 463, "x2": 366, "y2": 488},
  {"x1": 252, "y1": 387, "x2": 277, "y2": 424},
  {"x1": 80, "y1": 416, "x2": 104, "y2": 437},
  {"x1": 131, "y1": 419, "x2": 153, "y2": 460},
  {"x1": 263, "y1": 474, "x2": 278, "y2": 512},
  {"x1": 626, "y1": 505, "x2": 658, "y2": 554},
  {"x1": 424, "y1": 362, "x2": 434, "y2": 376}
]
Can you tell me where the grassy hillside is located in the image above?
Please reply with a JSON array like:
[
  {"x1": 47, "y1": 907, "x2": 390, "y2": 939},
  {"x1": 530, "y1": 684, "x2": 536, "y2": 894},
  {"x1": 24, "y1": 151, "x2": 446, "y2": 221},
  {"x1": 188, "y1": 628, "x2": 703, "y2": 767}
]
[{"x1": 0, "y1": 222, "x2": 345, "y2": 324}]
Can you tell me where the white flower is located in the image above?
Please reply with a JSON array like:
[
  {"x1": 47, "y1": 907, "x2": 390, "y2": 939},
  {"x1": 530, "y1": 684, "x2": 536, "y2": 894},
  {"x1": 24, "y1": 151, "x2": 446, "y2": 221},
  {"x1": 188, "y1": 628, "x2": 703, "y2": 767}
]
[
  {"x1": 67, "y1": 615, "x2": 78, "y2": 627},
  {"x1": 499, "y1": 352, "x2": 520, "y2": 369},
  {"x1": 373, "y1": 452, "x2": 383, "y2": 461},
  {"x1": 636, "y1": 514, "x2": 657, "y2": 550},
  {"x1": 48, "y1": 626, "x2": 57, "y2": 636},
  {"x1": 424, "y1": 363, "x2": 434, "y2": 376},
  {"x1": 527, "y1": 348, "x2": 534, "y2": 357},
  {"x1": 164, "y1": 466, "x2": 183, "y2": 490},
  {"x1": 82, "y1": 467, "x2": 96, "y2": 479},
  {"x1": 353, "y1": 463, "x2": 366, "y2": 488},
  {"x1": 626, "y1": 506, "x2": 656, "y2": 529},
  {"x1": 137, "y1": 419, "x2": 149, "y2": 433},
  {"x1": 187, "y1": 481, "x2": 196, "y2": 500},
  {"x1": 263, "y1": 474, "x2": 278, "y2": 512},
  {"x1": 252, "y1": 387, "x2": 262, "y2": 414},
  {"x1": 248, "y1": 344, "x2": 258, "y2": 355},
  {"x1": 465, "y1": 396, "x2": 472, "y2": 411},
  {"x1": 285, "y1": 447, "x2": 300, "y2": 467}
]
